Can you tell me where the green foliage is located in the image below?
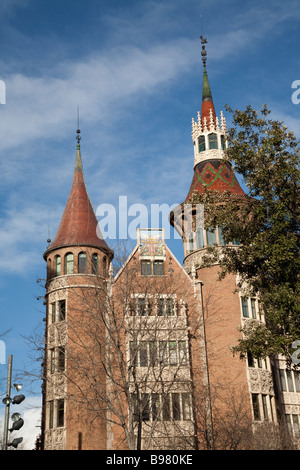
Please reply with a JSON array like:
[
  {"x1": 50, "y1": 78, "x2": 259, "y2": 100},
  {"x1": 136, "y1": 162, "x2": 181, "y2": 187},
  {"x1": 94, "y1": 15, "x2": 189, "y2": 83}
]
[{"x1": 201, "y1": 105, "x2": 300, "y2": 360}]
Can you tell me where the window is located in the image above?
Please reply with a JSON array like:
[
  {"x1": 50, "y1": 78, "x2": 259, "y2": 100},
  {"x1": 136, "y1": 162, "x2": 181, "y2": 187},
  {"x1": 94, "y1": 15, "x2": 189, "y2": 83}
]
[
  {"x1": 64, "y1": 253, "x2": 74, "y2": 274},
  {"x1": 141, "y1": 260, "x2": 164, "y2": 276},
  {"x1": 221, "y1": 135, "x2": 226, "y2": 150},
  {"x1": 58, "y1": 347, "x2": 65, "y2": 372},
  {"x1": 153, "y1": 260, "x2": 164, "y2": 275},
  {"x1": 51, "y1": 302, "x2": 56, "y2": 323},
  {"x1": 252, "y1": 394, "x2": 261, "y2": 421},
  {"x1": 169, "y1": 341, "x2": 177, "y2": 365},
  {"x1": 250, "y1": 298, "x2": 257, "y2": 318},
  {"x1": 50, "y1": 349, "x2": 55, "y2": 374},
  {"x1": 218, "y1": 226, "x2": 225, "y2": 245},
  {"x1": 195, "y1": 229, "x2": 204, "y2": 249},
  {"x1": 178, "y1": 341, "x2": 187, "y2": 365},
  {"x1": 163, "y1": 395, "x2": 171, "y2": 421},
  {"x1": 78, "y1": 252, "x2": 87, "y2": 273},
  {"x1": 157, "y1": 297, "x2": 176, "y2": 316},
  {"x1": 55, "y1": 256, "x2": 61, "y2": 276},
  {"x1": 141, "y1": 260, "x2": 151, "y2": 275},
  {"x1": 172, "y1": 393, "x2": 181, "y2": 421},
  {"x1": 241, "y1": 298, "x2": 249, "y2": 318},
  {"x1": 198, "y1": 135, "x2": 206, "y2": 152},
  {"x1": 57, "y1": 399, "x2": 65, "y2": 427},
  {"x1": 149, "y1": 341, "x2": 157, "y2": 366},
  {"x1": 58, "y1": 300, "x2": 66, "y2": 321},
  {"x1": 132, "y1": 394, "x2": 150, "y2": 422},
  {"x1": 286, "y1": 370, "x2": 295, "y2": 392},
  {"x1": 49, "y1": 401, "x2": 54, "y2": 429},
  {"x1": 92, "y1": 253, "x2": 98, "y2": 274},
  {"x1": 151, "y1": 394, "x2": 160, "y2": 421},
  {"x1": 103, "y1": 256, "x2": 107, "y2": 278},
  {"x1": 139, "y1": 342, "x2": 148, "y2": 367},
  {"x1": 182, "y1": 394, "x2": 191, "y2": 420},
  {"x1": 137, "y1": 298, "x2": 146, "y2": 316},
  {"x1": 208, "y1": 133, "x2": 218, "y2": 149},
  {"x1": 279, "y1": 369, "x2": 287, "y2": 391},
  {"x1": 286, "y1": 414, "x2": 300, "y2": 437},
  {"x1": 206, "y1": 228, "x2": 216, "y2": 246},
  {"x1": 247, "y1": 352, "x2": 254, "y2": 368},
  {"x1": 262, "y1": 395, "x2": 269, "y2": 421}
]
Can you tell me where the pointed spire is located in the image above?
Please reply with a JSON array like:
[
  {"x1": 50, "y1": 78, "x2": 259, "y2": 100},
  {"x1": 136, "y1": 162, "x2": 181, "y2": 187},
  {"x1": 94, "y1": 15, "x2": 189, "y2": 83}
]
[
  {"x1": 200, "y1": 36, "x2": 216, "y2": 126},
  {"x1": 43, "y1": 128, "x2": 112, "y2": 258}
]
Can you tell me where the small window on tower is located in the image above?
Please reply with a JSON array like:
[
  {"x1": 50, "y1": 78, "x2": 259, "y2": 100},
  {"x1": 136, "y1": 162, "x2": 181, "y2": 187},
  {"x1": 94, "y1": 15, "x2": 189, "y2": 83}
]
[
  {"x1": 221, "y1": 135, "x2": 226, "y2": 150},
  {"x1": 92, "y1": 253, "x2": 98, "y2": 274},
  {"x1": 78, "y1": 252, "x2": 87, "y2": 273},
  {"x1": 55, "y1": 256, "x2": 61, "y2": 276},
  {"x1": 64, "y1": 253, "x2": 74, "y2": 274},
  {"x1": 208, "y1": 133, "x2": 218, "y2": 149},
  {"x1": 198, "y1": 135, "x2": 206, "y2": 152}
]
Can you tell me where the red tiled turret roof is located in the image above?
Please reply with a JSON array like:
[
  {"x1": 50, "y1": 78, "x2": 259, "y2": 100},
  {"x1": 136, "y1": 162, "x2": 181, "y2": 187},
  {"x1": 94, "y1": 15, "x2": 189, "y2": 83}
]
[{"x1": 44, "y1": 145, "x2": 111, "y2": 258}]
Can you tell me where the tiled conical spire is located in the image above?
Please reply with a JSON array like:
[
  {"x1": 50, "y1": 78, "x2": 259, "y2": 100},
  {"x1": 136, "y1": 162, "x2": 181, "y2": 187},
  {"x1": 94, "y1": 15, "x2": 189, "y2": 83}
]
[{"x1": 44, "y1": 130, "x2": 111, "y2": 258}]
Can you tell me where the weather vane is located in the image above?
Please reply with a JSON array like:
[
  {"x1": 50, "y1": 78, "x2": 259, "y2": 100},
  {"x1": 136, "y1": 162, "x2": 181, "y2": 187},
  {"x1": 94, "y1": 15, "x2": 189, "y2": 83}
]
[
  {"x1": 76, "y1": 105, "x2": 81, "y2": 149},
  {"x1": 200, "y1": 34, "x2": 207, "y2": 70}
]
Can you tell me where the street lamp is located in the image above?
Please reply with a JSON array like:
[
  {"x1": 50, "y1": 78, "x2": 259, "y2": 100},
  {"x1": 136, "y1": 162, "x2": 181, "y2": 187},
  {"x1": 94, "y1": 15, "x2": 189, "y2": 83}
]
[{"x1": 2, "y1": 355, "x2": 25, "y2": 450}]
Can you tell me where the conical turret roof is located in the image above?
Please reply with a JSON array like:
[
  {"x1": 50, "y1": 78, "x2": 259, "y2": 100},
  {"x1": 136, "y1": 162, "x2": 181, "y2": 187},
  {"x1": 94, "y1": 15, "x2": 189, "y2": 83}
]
[{"x1": 44, "y1": 141, "x2": 112, "y2": 259}]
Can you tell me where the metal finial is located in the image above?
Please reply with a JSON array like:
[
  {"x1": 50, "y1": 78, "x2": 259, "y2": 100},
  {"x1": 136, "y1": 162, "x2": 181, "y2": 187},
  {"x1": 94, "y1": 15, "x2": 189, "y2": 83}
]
[
  {"x1": 200, "y1": 34, "x2": 207, "y2": 70},
  {"x1": 76, "y1": 106, "x2": 81, "y2": 149}
]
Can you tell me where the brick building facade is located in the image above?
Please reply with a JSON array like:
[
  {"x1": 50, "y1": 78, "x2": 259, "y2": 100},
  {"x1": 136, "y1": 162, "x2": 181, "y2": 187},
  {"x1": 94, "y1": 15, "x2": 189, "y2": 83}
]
[{"x1": 41, "y1": 44, "x2": 300, "y2": 450}]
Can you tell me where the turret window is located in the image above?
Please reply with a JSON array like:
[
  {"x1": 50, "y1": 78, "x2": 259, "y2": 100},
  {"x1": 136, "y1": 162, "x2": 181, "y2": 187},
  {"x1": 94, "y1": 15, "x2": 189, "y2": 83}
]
[
  {"x1": 55, "y1": 256, "x2": 61, "y2": 276},
  {"x1": 78, "y1": 252, "x2": 87, "y2": 273},
  {"x1": 198, "y1": 135, "x2": 206, "y2": 153},
  {"x1": 64, "y1": 253, "x2": 74, "y2": 274},
  {"x1": 221, "y1": 135, "x2": 226, "y2": 150},
  {"x1": 92, "y1": 253, "x2": 98, "y2": 275},
  {"x1": 208, "y1": 133, "x2": 218, "y2": 149}
]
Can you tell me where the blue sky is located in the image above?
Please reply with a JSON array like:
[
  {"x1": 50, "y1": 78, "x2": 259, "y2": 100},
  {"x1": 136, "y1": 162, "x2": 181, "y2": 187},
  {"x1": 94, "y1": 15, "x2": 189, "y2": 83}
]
[{"x1": 0, "y1": 0, "x2": 299, "y2": 448}]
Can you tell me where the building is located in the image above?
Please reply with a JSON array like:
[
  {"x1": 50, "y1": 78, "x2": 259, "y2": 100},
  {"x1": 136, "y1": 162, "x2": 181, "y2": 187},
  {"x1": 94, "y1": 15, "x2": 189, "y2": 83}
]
[{"x1": 41, "y1": 39, "x2": 300, "y2": 450}]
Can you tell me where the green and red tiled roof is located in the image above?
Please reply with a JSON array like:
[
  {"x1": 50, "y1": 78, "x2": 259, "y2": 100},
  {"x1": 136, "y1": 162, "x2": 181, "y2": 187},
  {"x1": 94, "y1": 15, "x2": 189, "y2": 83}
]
[{"x1": 185, "y1": 159, "x2": 245, "y2": 202}]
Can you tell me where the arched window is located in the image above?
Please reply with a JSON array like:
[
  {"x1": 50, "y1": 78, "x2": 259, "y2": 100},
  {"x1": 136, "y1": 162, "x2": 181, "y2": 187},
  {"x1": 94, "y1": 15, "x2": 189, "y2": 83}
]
[
  {"x1": 208, "y1": 133, "x2": 218, "y2": 150},
  {"x1": 47, "y1": 259, "x2": 52, "y2": 278},
  {"x1": 64, "y1": 253, "x2": 74, "y2": 274},
  {"x1": 55, "y1": 255, "x2": 61, "y2": 276},
  {"x1": 78, "y1": 252, "x2": 87, "y2": 273},
  {"x1": 198, "y1": 135, "x2": 206, "y2": 152},
  {"x1": 92, "y1": 253, "x2": 98, "y2": 275}
]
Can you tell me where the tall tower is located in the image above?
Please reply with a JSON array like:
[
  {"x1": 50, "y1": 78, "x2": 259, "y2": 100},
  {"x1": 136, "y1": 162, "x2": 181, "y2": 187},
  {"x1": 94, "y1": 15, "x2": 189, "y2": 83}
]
[
  {"x1": 42, "y1": 130, "x2": 113, "y2": 450},
  {"x1": 170, "y1": 37, "x2": 277, "y2": 444}
]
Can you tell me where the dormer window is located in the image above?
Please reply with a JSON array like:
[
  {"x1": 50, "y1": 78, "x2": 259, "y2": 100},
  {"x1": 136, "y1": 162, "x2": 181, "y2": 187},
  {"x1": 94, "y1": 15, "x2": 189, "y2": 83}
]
[
  {"x1": 208, "y1": 133, "x2": 218, "y2": 149},
  {"x1": 198, "y1": 135, "x2": 206, "y2": 153}
]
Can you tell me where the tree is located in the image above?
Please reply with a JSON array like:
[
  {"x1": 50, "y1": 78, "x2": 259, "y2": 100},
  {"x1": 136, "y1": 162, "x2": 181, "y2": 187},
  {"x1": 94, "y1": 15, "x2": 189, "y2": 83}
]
[{"x1": 196, "y1": 105, "x2": 300, "y2": 361}]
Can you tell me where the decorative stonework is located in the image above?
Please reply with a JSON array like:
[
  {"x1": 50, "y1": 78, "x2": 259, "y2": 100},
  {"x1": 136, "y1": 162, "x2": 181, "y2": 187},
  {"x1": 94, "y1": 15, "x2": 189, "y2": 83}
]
[{"x1": 248, "y1": 368, "x2": 274, "y2": 394}]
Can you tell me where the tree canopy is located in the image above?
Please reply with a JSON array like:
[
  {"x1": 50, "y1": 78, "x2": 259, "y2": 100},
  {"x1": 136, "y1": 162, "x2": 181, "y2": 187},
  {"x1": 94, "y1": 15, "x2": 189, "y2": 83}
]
[{"x1": 199, "y1": 105, "x2": 300, "y2": 361}]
